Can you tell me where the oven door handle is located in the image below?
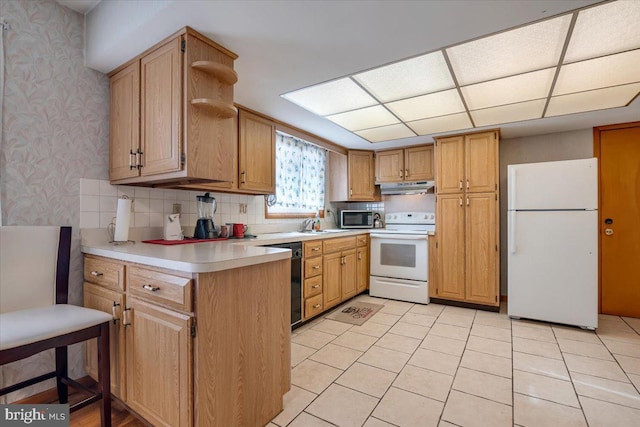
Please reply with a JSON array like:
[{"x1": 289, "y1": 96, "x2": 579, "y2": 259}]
[{"x1": 370, "y1": 234, "x2": 428, "y2": 240}]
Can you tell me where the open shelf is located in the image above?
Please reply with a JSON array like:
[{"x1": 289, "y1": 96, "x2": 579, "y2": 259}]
[
  {"x1": 191, "y1": 61, "x2": 238, "y2": 85},
  {"x1": 191, "y1": 99, "x2": 237, "y2": 118}
]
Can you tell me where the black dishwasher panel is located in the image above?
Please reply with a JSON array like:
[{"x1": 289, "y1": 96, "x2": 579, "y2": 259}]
[{"x1": 264, "y1": 242, "x2": 302, "y2": 326}]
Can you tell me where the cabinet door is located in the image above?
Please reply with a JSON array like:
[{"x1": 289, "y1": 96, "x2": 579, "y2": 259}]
[
  {"x1": 465, "y1": 193, "x2": 499, "y2": 305},
  {"x1": 465, "y1": 132, "x2": 498, "y2": 193},
  {"x1": 110, "y1": 62, "x2": 140, "y2": 181},
  {"x1": 323, "y1": 252, "x2": 343, "y2": 309},
  {"x1": 356, "y1": 246, "x2": 369, "y2": 293},
  {"x1": 341, "y1": 249, "x2": 358, "y2": 301},
  {"x1": 436, "y1": 194, "x2": 466, "y2": 300},
  {"x1": 405, "y1": 145, "x2": 434, "y2": 181},
  {"x1": 125, "y1": 298, "x2": 192, "y2": 427},
  {"x1": 238, "y1": 110, "x2": 276, "y2": 193},
  {"x1": 84, "y1": 283, "x2": 125, "y2": 400},
  {"x1": 436, "y1": 136, "x2": 464, "y2": 194},
  {"x1": 348, "y1": 150, "x2": 376, "y2": 200},
  {"x1": 140, "y1": 37, "x2": 182, "y2": 176},
  {"x1": 375, "y1": 149, "x2": 404, "y2": 183}
]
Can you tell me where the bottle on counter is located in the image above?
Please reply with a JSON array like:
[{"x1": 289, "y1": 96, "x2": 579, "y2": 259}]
[{"x1": 314, "y1": 212, "x2": 321, "y2": 231}]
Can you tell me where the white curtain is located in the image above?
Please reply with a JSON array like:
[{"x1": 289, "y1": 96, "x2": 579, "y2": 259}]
[{"x1": 273, "y1": 131, "x2": 326, "y2": 213}]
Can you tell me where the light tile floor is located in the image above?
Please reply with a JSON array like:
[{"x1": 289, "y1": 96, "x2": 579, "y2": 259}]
[{"x1": 268, "y1": 294, "x2": 640, "y2": 427}]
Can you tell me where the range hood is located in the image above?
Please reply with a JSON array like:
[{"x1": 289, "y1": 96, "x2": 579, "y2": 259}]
[{"x1": 379, "y1": 181, "x2": 434, "y2": 195}]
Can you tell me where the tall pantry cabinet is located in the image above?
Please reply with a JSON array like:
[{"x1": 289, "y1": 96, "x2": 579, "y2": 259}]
[{"x1": 433, "y1": 131, "x2": 500, "y2": 306}]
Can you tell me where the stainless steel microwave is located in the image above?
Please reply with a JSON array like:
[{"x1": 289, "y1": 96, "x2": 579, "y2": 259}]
[{"x1": 339, "y1": 210, "x2": 373, "y2": 229}]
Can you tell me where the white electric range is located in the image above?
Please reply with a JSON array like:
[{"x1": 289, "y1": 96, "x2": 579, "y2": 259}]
[{"x1": 369, "y1": 212, "x2": 435, "y2": 304}]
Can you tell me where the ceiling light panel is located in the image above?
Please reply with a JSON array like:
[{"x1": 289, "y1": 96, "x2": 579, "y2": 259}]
[
  {"x1": 564, "y1": 0, "x2": 640, "y2": 63},
  {"x1": 282, "y1": 78, "x2": 378, "y2": 116},
  {"x1": 471, "y1": 99, "x2": 546, "y2": 127},
  {"x1": 353, "y1": 51, "x2": 455, "y2": 102},
  {"x1": 407, "y1": 113, "x2": 472, "y2": 136},
  {"x1": 326, "y1": 105, "x2": 399, "y2": 131},
  {"x1": 385, "y1": 89, "x2": 465, "y2": 122},
  {"x1": 546, "y1": 83, "x2": 640, "y2": 117},
  {"x1": 446, "y1": 15, "x2": 571, "y2": 86},
  {"x1": 461, "y1": 68, "x2": 556, "y2": 110},
  {"x1": 355, "y1": 124, "x2": 415, "y2": 143},
  {"x1": 553, "y1": 49, "x2": 640, "y2": 96}
]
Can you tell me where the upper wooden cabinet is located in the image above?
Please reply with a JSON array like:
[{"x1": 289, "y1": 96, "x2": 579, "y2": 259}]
[
  {"x1": 375, "y1": 145, "x2": 434, "y2": 183},
  {"x1": 238, "y1": 109, "x2": 276, "y2": 193},
  {"x1": 435, "y1": 131, "x2": 498, "y2": 194},
  {"x1": 328, "y1": 150, "x2": 378, "y2": 201},
  {"x1": 109, "y1": 27, "x2": 237, "y2": 186}
]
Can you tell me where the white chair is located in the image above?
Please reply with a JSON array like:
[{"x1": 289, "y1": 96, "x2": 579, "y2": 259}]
[{"x1": 0, "y1": 226, "x2": 112, "y2": 426}]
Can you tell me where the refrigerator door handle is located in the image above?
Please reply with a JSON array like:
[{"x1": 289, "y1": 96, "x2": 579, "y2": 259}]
[
  {"x1": 509, "y1": 167, "x2": 516, "y2": 209},
  {"x1": 509, "y1": 211, "x2": 516, "y2": 254}
]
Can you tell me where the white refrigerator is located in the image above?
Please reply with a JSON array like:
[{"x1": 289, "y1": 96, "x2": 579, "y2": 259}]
[{"x1": 507, "y1": 158, "x2": 598, "y2": 329}]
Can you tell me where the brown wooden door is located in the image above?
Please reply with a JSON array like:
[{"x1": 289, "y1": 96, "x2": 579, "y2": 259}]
[
  {"x1": 341, "y1": 249, "x2": 358, "y2": 301},
  {"x1": 375, "y1": 149, "x2": 404, "y2": 183},
  {"x1": 465, "y1": 132, "x2": 498, "y2": 193},
  {"x1": 238, "y1": 110, "x2": 276, "y2": 193},
  {"x1": 140, "y1": 37, "x2": 183, "y2": 176},
  {"x1": 436, "y1": 136, "x2": 464, "y2": 194},
  {"x1": 323, "y1": 252, "x2": 343, "y2": 309},
  {"x1": 465, "y1": 193, "x2": 498, "y2": 306},
  {"x1": 349, "y1": 150, "x2": 376, "y2": 200},
  {"x1": 83, "y1": 283, "x2": 125, "y2": 400},
  {"x1": 436, "y1": 194, "x2": 465, "y2": 300},
  {"x1": 597, "y1": 123, "x2": 640, "y2": 317},
  {"x1": 109, "y1": 62, "x2": 140, "y2": 181},
  {"x1": 356, "y1": 246, "x2": 369, "y2": 293},
  {"x1": 405, "y1": 145, "x2": 434, "y2": 181}
]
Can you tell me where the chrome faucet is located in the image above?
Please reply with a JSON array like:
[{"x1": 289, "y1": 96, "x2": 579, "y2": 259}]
[{"x1": 300, "y1": 218, "x2": 314, "y2": 232}]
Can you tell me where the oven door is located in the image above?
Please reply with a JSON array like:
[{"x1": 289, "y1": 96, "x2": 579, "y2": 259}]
[{"x1": 370, "y1": 233, "x2": 428, "y2": 282}]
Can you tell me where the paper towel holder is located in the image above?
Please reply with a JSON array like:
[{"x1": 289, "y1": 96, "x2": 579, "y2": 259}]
[{"x1": 107, "y1": 195, "x2": 135, "y2": 245}]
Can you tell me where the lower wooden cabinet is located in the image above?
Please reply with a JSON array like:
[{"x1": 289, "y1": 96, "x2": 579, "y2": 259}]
[
  {"x1": 356, "y1": 246, "x2": 369, "y2": 293},
  {"x1": 323, "y1": 251, "x2": 343, "y2": 310}
]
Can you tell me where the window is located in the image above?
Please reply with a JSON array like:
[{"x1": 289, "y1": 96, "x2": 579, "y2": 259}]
[{"x1": 267, "y1": 131, "x2": 326, "y2": 216}]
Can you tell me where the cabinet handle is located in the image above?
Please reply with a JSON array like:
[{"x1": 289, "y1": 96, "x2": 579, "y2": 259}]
[
  {"x1": 90, "y1": 271, "x2": 103, "y2": 277},
  {"x1": 240, "y1": 171, "x2": 246, "y2": 184},
  {"x1": 312, "y1": 284, "x2": 320, "y2": 289},
  {"x1": 313, "y1": 265, "x2": 320, "y2": 270},
  {"x1": 122, "y1": 307, "x2": 132, "y2": 327},
  {"x1": 466, "y1": 197, "x2": 470, "y2": 206},
  {"x1": 341, "y1": 256, "x2": 345, "y2": 265},
  {"x1": 111, "y1": 302, "x2": 121, "y2": 324},
  {"x1": 400, "y1": 170, "x2": 403, "y2": 179},
  {"x1": 313, "y1": 304, "x2": 321, "y2": 309},
  {"x1": 136, "y1": 148, "x2": 143, "y2": 169},
  {"x1": 358, "y1": 253, "x2": 362, "y2": 260},
  {"x1": 405, "y1": 168, "x2": 409, "y2": 178},
  {"x1": 312, "y1": 247, "x2": 320, "y2": 252},
  {"x1": 459, "y1": 197, "x2": 463, "y2": 207},
  {"x1": 129, "y1": 150, "x2": 135, "y2": 170},
  {"x1": 459, "y1": 180, "x2": 463, "y2": 190},
  {"x1": 349, "y1": 188, "x2": 353, "y2": 197},
  {"x1": 142, "y1": 284, "x2": 160, "y2": 292},
  {"x1": 466, "y1": 179, "x2": 470, "y2": 189}
]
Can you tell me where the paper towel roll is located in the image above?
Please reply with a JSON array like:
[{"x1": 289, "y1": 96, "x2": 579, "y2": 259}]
[{"x1": 114, "y1": 198, "x2": 132, "y2": 242}]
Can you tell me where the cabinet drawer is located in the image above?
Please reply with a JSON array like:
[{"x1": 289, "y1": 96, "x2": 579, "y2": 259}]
[
  {"x1": 323, "y1": 236, "x2": 356, "y2": 253},
  {"x1": 304, "y1": 276, "x2": 322, "y2": 298},
  {"x1": 304, "y1": 257, "x2": 322, "y2": 278},
  {"x1": 303, "y1": 241, "x2": 323, "y2": 258},
  {"x1": 84, "y1": 256, "x2": 124, "y2": 291},
  {"x1": 127, "y1": 266, "x2": 192, "y2": 312},
  {"x1": 304, "y1": 294, "x2": 323, "y2": 319},
  {"x1": 356, "y1": 234, "x2": 368, "y2": 247}
]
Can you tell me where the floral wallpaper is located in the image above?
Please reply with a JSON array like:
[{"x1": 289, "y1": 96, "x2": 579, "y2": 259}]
[{"x1": 0, "y1": 0, "x2": 109, "y2": 401}]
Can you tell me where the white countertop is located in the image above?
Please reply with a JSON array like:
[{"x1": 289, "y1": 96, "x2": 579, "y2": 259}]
[{"x1": 81, "y1": 229, "x2": 370, "y2": 273}]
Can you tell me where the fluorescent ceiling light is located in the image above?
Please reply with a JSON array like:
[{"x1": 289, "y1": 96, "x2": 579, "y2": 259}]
[
  {"x1": 564, "y1": 0, "x2": 640, "y2": 63},
  {"x1": 461, "y1": 68, "x2": 556, "y2": 110},
  {"x1": 553, "y1": 49, "x2": 640, "y2": 96},
  {"x1": 353, "y1": 51, "x2": 455, "y2": 102},
  {"x1": 281, "y1": 78, "x2": 377, "y2": 116},
  {"x1": 546, "y1": 83, "x2": 640, "y2": 117},
  {"x1": 385, "y1": 89, "x2": 465, "y2": 122},
  {"x1": 326, "y1": 105, "x2": 399, "y2": 131},
  {"x1": 355, "y1": 124, "x2": 415, "y2": 143},
  {"x1": 471, "y1": 99, "x2": 546, "y2": 127},
  {"x1": 446, "y1": 15, "x2": 571, "y2": 86},
  {"x1": 407, "y1": 113, "x2": 472, "y2": 136}
]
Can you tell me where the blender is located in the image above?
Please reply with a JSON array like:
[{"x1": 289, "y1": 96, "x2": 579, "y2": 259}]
[{"x1": 194, "y1": 192, "x2": 217, "y2": 239}]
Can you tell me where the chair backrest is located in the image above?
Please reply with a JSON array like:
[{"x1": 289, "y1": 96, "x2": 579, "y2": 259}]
[{"x1": 0, "y1": 226, "x2": 71, "y2": 314}]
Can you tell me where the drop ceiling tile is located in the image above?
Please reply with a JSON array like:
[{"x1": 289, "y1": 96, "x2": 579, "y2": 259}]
[
  {"x1": 326, "y1": 105, "x2": 399, "y2": 131},
  {"x1": 407, "y1": 113, "x2": 473, "y2": 136},
  {"x1": 564, "y1": 1, "x2": 640, "y2": 63},
  {"x1": 353, "y1": 51, "x2": 455, "y2": 102},
  {"x1": 546, "y1": 83, "x2": 640, "y2": 117},
  {"x1": 461, "y1": 68, "x2": 556, "y2": 110},
  {"x1": 385, "y1": 89, "x2": 465, "y2": 122},
  {"x1": 282, "y1": 78, "x2": 377, "y2": 116},
  {"x1": 471, "y1": 99, "x2": 546, "y2": 127},
  {"x1": 355, "y1": 123, "x2": 415, "y2": 143},
  {"x1": 554, "y1": 49, "x2": 640, "y2": 96},
  {"x1": 446, "y1": 15, "x2": 571, "y2": 86}
]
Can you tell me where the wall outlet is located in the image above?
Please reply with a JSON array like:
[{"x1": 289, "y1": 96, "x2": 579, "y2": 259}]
[
  {"x1": 173, "y1": 203, "x2": 182, "y2": 215},
  {"x1": 240, "y1": 203, "x2": 247, "y2": 214}
]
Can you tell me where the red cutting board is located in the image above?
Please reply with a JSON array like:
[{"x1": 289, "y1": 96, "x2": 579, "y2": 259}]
[{"x1": 142, "y1": 237, "x2": 229, "y2": 245}]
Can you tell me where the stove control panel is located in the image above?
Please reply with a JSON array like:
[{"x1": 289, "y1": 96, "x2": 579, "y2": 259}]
[{"x1": 385, "y1": 212, "x2": 435, "y2": 225}]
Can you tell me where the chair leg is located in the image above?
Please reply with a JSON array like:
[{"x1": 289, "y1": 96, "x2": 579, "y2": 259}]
[
  {"x1": 98, "y1": 322, "x2": 111, "y2": 427},
  {"x1": 55, "y1": 346, "x2": 68, "y2": 404}
]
